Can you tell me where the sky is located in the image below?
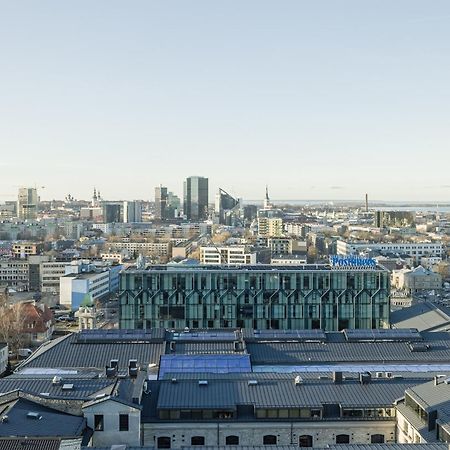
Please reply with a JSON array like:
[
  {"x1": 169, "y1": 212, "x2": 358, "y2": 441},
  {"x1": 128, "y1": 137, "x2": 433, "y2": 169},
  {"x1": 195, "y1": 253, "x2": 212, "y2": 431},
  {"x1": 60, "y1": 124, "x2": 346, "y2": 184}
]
[{"x1": 0, "y1": 1, "x2": 450, "y2": 203}]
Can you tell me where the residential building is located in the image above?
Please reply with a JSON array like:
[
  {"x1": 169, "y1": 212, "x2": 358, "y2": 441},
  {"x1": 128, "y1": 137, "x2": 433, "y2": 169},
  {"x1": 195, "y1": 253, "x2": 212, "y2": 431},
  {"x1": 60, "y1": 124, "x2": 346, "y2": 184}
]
[
  {"x1": 20, "y1": 301, "x2": 54, "y2": 345},
  {"x1": 11, "y1": 242, "x2": 43, "y2": 259},
  {"x1": 183, "y1": 176, "x2": 209, "y2": 221},
  {"x1": 119, "y1": 262, "x2": 390, "y2": 330},
  {"x1": 17, "y1": 187, "x2": 38, "y2": 220},
  {"x1": 40, "y1": 260, "x2": 69, "y2": 293},
  {"x1": 200, "y1": 246, "x2": 256, "y2": 265},
  {"x1": 257, "y1": 216, "x2": 283, "y2": 238}
]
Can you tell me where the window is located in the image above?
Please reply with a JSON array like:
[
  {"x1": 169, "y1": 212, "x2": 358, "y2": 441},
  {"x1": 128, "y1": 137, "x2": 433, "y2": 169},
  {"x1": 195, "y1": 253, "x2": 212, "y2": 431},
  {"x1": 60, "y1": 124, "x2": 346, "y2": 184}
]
[
  {"x1": 119, "y1": 414, "x2": 129, "y2": 431},
  {"x1": 226, "y1": 435, "x2": 239, "y2": 445},
  {"x1": 336, "y1": 434, "x2": 350, "y2": 444},
  {"x1": 299, "y1": 435, "x2": 313, "y2": 447},
  {"x1": 371, "y1": 434, "x2": 384, "y2": 444},
  {"x1": 94, "y1": 414, "x2": 104, "y2": 431},
  {"x1": 191, "y1": 436, "x2": 205, "y2": 446},
  {"x1": 157, "y1": 436, "x2": 171, "y2": 449},
  {"x1": 263, "y1": 435, "x2": 277, "y2": 445}
]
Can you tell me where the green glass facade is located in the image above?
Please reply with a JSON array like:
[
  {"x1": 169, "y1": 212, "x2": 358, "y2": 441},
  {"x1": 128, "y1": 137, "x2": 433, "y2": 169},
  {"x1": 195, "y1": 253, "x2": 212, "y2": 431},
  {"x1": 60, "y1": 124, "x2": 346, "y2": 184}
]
[{"x1": 119, "y1": 265, "x2": 390, "y2": 331}]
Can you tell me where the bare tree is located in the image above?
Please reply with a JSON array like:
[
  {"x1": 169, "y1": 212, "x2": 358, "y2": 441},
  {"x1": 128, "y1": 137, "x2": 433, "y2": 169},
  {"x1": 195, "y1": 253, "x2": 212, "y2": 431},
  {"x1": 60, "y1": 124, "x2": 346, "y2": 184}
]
[{"x1": 0, "y1": 303, "x2": 29, "y2": 354}]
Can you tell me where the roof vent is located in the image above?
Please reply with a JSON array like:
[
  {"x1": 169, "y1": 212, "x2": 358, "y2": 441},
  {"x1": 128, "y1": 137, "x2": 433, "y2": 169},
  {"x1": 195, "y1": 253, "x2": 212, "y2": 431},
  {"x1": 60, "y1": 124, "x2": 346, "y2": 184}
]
[
  {"x1": 409, "y1": 343, "x2": 430, "y2": 352},
  {"x1": 1, "y1": 415, "x2": 8, "y2": 423},
  {"x1": 375, "y1": 372, "x2": 384, "y2": 378},
  {"x1": 61, "y1": 383, "x2": 74, "y2": 391},
  {"x1": 95, "y1": 393, "x2": 107, "y2": 399},
  {"x1": 171, "y1": 378, "x2": 177, "y2": 384},
  {"x1": 294, "y1": 375, "x2": 303, "y2": 385},
  {"x1": 106, "y1": 366, "x2": 117, "y2": 378},
  {"x1": 27, "y1": 412, "x2": 42, "y2": 420},
  {"x1": 52, "y1": 376, "x2": 62, "y2": 385},
  {"x1": 110, "y1": 359, "x2": 119, "y2": 369},
  {"x1": 198, "y1": 380, "x2": 208, "y2": 386},
  {"x1": 39, "y1": 393, "x2": 50, "y2": 397},
  {"x1": 247, "y1": 380, "x2": 258, "y2": 386},
  {"x1": 385, "y1": 372, "x2": 393, "y2": 378}
]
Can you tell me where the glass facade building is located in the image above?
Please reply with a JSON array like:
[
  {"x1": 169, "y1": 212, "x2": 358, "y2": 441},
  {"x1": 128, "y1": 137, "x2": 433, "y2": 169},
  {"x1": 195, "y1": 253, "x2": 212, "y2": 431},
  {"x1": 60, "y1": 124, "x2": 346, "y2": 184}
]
[
  {"x1": 183, "y1": 176, "x2": 209, "y2": 221},
  {"x1": 119, "y1": 265, "x2": 390, "y2": 331}
]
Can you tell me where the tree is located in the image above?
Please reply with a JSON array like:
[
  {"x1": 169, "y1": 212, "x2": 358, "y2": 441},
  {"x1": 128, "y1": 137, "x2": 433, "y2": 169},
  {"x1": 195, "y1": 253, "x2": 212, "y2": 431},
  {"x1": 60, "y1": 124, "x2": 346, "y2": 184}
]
[{"x1": 0, "y1": 303, "x2": 29, "y2": 354}]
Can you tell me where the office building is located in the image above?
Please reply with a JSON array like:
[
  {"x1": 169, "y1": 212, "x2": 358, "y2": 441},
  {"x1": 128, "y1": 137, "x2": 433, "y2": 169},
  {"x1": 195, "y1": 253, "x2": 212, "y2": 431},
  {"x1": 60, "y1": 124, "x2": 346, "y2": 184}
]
[
  {"x1": 60, "y1": 260, "x2": 122, "y2": 309},
  {"x1": 215, "y1": 188, "x2": 240, "y2": 225},
  {"x1": 183, "y1": 176, "x2": 209, "y2": 221},
  {"x1": 123, "y1": 200, "x2": 142, "y2": 223},
  {"x1": 119, "y1": 261, "x2": 390, "y2": 330},
  {"x1": 17, "y1": 187, "x2": 38, "y2": 220},
  {"x1": 102, "y1": 202, "x2": 122, "y2": 223},
  {"x1": 155, "y1": 185, "x2": 169, "y2": 220}
]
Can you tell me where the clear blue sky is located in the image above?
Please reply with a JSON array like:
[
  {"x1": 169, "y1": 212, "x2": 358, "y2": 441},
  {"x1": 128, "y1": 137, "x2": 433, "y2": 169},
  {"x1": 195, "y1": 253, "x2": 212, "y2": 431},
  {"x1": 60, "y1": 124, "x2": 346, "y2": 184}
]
[{"x1": 1, "y1": 1, "x2": 449, "y2": 202}]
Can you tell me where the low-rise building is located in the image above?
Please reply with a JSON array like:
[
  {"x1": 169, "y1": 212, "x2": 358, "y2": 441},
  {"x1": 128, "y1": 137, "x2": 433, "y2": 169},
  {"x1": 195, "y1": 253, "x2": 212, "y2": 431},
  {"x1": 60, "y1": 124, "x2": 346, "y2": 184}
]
[
  {"x1": 200, "y1": 246, "x2": 256, "y2": 265},
  {"x1": 392, "y1": 266, "x2": 442, "y2": 293}
]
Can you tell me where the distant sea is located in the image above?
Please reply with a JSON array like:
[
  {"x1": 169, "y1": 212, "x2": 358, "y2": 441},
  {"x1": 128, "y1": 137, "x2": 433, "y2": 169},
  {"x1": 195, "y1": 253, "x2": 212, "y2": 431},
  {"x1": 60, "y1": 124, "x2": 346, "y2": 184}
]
[{"x1": 244, "y1": 200, "x2": 450, "y2": 213}]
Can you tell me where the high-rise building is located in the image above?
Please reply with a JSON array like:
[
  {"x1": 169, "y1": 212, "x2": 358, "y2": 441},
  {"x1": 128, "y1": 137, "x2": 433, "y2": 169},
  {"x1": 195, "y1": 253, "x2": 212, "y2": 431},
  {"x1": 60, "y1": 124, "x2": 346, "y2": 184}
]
[
  {"x1": 215, "y1": 188, "x2": 240, "y2": 225},
  {"x1": 17, "y1": 187, "x2": 38, "y2": 220},
  {"x1": 155, "y1": 186, "x2": 168, "y2": 220},
  {"x1": 183, "y1": 176, "x2": 209, "y2": 221},
  {"x1": 123, "y1": 201, "x2": 142, "y2": 223},
  {"x1": 102, "y1": 202, "x2": 122, "y2": 223}
]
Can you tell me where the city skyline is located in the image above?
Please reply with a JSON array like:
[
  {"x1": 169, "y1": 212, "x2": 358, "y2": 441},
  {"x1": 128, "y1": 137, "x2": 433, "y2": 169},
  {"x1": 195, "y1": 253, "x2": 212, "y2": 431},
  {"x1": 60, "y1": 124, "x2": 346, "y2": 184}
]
[{"x1": 1, "y1": 1, "x2": 450, "y2": 201}]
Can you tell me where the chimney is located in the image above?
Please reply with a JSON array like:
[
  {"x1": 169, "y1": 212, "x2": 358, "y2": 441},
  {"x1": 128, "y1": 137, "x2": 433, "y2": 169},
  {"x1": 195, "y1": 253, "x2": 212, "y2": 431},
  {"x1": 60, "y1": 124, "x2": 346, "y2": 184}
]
[
  {"x1": 333, "y1": 371, "x2": 343, "y2": 384},
  {"x1": 128, "y1": 359, "x2": 138, "y2": 377},
  {"x1": 359, "y1": 372, "x2": 371, "y2": 385}
]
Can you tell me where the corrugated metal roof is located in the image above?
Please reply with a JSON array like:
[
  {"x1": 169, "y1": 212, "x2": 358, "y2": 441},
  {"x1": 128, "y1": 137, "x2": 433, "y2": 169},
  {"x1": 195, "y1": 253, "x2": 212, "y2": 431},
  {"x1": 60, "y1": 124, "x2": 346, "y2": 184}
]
[
  {"x1": 247, "y1": 336, "x2": 450, "y2": 365},
  {"x1": 156, "y1": 376, "x2": 414, "y2": 410},
  {"x1": 17, "y1": 332, "x2": 165, "y2": 371},
  {"x1": 0, "y1": 439, "x2": 61, "y2": 450}
]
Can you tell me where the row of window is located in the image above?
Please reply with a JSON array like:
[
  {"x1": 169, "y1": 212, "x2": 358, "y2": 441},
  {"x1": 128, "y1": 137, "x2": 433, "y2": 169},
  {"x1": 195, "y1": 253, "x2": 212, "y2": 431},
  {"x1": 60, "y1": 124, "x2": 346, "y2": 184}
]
[
  {"x1": 156, "y1": 433, "x2": 385, "y2": 448},
  {"x1": 94, "y1": 414, "x2": 129, "y2": 432}
]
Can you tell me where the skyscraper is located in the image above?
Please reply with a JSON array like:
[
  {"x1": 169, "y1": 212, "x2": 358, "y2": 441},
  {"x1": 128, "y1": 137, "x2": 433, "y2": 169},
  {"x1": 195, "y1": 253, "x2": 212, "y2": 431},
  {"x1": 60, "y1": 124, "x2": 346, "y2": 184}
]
[
  {"x1": 183, "y1": 176, "x2": 209, "y2": 221},
  {"x1": 123, "y1": 201, "x2": 142, "y2": 223},
  {"x1": 154, "y1": 185, "x2": 168, "y2": 220},
  {"x1": 17, "y1": 187, "x2": 38, "y2": 220},
  {"x1": 215, "y1": 188, "x2": 239, "y2": 225}
]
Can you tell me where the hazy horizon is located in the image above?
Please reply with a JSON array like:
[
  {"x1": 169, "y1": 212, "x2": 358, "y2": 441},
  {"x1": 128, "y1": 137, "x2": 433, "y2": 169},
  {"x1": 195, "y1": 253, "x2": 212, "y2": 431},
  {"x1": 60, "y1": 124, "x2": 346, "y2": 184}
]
[{"x1": 1, "y1": 1, "x2": 450, "y2": 202}]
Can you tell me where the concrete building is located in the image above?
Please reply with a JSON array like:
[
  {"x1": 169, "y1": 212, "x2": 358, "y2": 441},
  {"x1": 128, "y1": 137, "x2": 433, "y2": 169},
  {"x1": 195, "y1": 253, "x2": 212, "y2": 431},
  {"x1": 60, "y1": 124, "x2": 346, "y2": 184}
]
[
  {"x1": 200, "y1": 246, "x2": 256, "y2": 265},
  {"x1": 392, "y1": 266, "x2": 442, "y2": 293},
  {"x1": 184, "y1": 176, "x2": 209, "y2": 221},
  {"x1": 0, "y1": 258, "x2": 29, "y2": 290},
  {"x1": 17, "y1": 187, "x2": 38, "y2": 220},
  {"x1": 215, "y1": 188, "x2": 240, "y2": 225},
  {"x1": 60, "y1": 261, "x2": 123, "y2": 310},
  {"x1": 40, "y1": 260, "x2": 70, "y2": 293},
  {"x1": 337, "y1": 240, "x2": 443, "y2": 265},
  {"x1": 11, "y1": 241, "x2": 43, "y2": 259},
  {"x1": 257, "y1": 216, "x2": 283, "y2": 238},
  {"x1": 111, "y1": 240, "x2": 172, "y2": 258},
  {"x1": 119, "y1": 262, "x2": 390, "y2": 330}
]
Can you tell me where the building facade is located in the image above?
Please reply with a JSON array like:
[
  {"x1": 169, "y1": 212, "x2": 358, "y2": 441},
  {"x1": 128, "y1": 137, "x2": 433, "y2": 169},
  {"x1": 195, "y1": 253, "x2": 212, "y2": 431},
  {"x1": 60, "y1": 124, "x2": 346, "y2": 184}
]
[
  {"x1": 200, "y1": 246, "x2": 256, "y2": 265},
  {"x1": 183, "y1": 176, "x2": 209, "y2": 221},
  {"x1": 17, "y1": 187, "x2": 38, "y2": 220},
  {"x1": 119, "y1": 264, "x2": 390, "y2": 330}
]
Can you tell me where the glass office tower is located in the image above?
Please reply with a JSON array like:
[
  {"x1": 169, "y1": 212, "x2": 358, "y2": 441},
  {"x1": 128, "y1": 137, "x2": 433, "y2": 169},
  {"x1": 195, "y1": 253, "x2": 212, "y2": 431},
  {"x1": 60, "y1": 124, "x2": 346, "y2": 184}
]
[
  {"x1": 183, "y1": 176, "x2": 209, "y2": 221},
  {"x1": 119, "y1": 265, "x2": 390, "y2": 331}
]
